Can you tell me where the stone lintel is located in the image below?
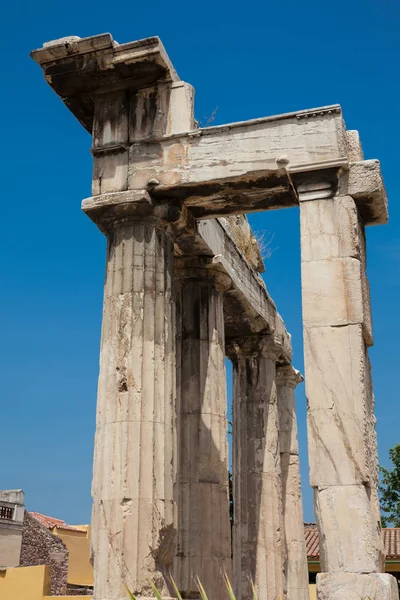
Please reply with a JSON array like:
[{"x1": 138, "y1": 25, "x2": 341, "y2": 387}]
[
  {"x1": 32, "y1": 34, "x2": 387, "y2": 226},
  {"x1": 86, "y1": 157, "x2": 385, "y2": 227},
  {"x1": 150, "y1": 167, "x2": 296, "y2": 219},
  {"x1": 31, "y1": 34, "x2": 179, "y2": 132}
]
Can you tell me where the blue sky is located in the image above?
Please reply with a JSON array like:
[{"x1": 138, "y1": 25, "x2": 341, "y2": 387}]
[{"x1": 1, "y1": 0, "x2": 399, "y2": 524}]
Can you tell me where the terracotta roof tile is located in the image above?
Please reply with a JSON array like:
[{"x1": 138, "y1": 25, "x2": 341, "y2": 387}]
[
  {"x1": 384, "y1": 528, "x2": 400, "y2": 559},
  {"x1": 30, "y1": 512, "x2": 86, "y2": 533},
  {"x1": 304, "y1": 524, "x2": 400, "y2": 561}
]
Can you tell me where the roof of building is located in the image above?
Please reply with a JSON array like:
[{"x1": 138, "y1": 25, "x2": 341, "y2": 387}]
[
  {"x1": 305, "y1": 523, "x2": 400, "y2": 561},
  {"x1": 30, "y1": 512, "x2": 86, "y2": 533}
]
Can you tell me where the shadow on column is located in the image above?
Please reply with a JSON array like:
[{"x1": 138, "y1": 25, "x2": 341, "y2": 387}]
[{"x1": 174, "y1": 278, "x2": 232, "y2": 600}]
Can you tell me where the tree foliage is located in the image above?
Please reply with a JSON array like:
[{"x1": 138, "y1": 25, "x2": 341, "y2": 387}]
[{"x1": 379, "y1": 443, "x2": 400, "y2": 528}]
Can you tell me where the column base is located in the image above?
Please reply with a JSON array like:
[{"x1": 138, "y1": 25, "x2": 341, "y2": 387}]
[{"x1": 317, "y1": 573, "x2": 399, "y2": 600}]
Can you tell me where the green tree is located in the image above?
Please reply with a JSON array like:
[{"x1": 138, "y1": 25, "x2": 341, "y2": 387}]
[{"x1": 379, "y1": 443, "x2": 400, "y2": 527}]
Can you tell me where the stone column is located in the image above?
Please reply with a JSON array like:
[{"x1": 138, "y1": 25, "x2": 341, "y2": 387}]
[
  {"x1": 174, "y1": 257, "x2": 232, "y2": 600},
  {"x1": 298, "y1": 185, "x2": 398, "y2": 599},
  {"x1": 276, "y1": 366, "x2": 309, "y2": 600},
  {"x1": 228, "y1": 336, "x2": 286, "y2": 600},
  {"x1": 90, "y1": 215, "x2": 177, "y2": 600}
]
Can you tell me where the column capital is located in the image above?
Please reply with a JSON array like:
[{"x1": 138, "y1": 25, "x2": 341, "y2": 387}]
[
  {"x1": 226, "y1": 334, "x2": 281, "y2": 361},
  {"x1": 82, "y1": 189, "x2": 197, "y2": 238},
  {"x1": 291, "y1": 159, "x2": 388, "y2": 226},
  {"x1": 276, "y1": 364, "x2": 304, "y2": 389},
  {"x1": 174, "y1": 256, "x2": 232, "y2": 292}
]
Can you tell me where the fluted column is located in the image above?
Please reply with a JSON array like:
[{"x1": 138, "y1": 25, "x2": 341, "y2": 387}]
[
  {"x1": 174, "y1": 257, "x2": 232, "y2": 600},
  {"x1": 91, "y1": 217, "x2": 177, "y2": 600},
  {"x1": 276, "y1": 365, "x2": 309, "y2": 600},
  {"x1": 229, "y1": 335, "x2": 286, "y2": 600}
]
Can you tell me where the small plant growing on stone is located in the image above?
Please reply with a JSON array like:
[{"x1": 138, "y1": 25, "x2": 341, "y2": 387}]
[
  {"x1": 125, "y1": 573, "x2": 251, "y2": 600},
  {"x1": 196, "y1": 576, "x2": 210, "y2": 600},
  {"x1": 148, "y1": 579, "x2": 163, "y2": 600},
  {"x1": 169, "y1": 575, "x2": 183, "y2": 600},
  {"x1": 250, "y1": 578, "x2": 259, "y2": 600},
  {"x1": 223, "y1": 572, "x2": 235, "y2": 600},
  {"x1": 125, "y1": 587, "x2": 136, "y2": 600}
]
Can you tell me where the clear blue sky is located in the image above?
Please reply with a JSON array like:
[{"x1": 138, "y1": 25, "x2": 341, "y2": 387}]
[{"x1": 2, "y1": 0, "x2": 399, "y2": 524}]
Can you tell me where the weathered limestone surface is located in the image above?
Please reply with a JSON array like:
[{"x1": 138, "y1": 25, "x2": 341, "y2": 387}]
[
  {"x1": 197, "y1": 219, "x2": 292, "y2": 353},
  {"x1": 346, "y1": 130, "x2": 364, "y2": 162},
  {"x1": 32, "y1": 34, "x2": 387, "y2": 225},
  {"x1": 300, "y1": 196, "x2": 375, "y2": 488},
  {"x1": 174, "y1": 258, "x2": 232, "y2": 598},
  {"x1": 298, "y1": 189, "x2": 385, "y2": 596},
  {"x1": 276, "y1": 367, "x2": 309, "y2": 600},
  {"x1": 90, "y1": 219, "x2": 177, "y2": 599},
  {"x1": 229, "y1": 336, "x2": 286, "y2": 600},
  {"x1": 315, "y1": 485, "x2": 383, "y2": 573},
  {"x1": 31, "y1": 32, "x2": 393, "y2": 600},
  {"x1": 316, "y1": 573, "x2": 399, "y2": 600},
  {"x1": 218, "y1": 215, "x2": 265, "y2": 272}
]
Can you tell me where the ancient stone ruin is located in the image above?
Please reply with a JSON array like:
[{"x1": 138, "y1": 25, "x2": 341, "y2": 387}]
[{"x1": 31, "y1": 33, "x2": 398, "y2": 600}]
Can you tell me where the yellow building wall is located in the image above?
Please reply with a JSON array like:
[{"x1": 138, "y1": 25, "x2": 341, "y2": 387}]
[
  {"x1": 0, "y1": 565, "x2": 50, "y2": 600},
  {"x1": 309, "y1": 583, "x2": 317, "y2": 600},
  {"x1": 55, "y1": 527, "x2": 93, "y2": 586}
]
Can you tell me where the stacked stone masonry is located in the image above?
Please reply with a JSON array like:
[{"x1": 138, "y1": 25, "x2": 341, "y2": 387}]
[
  {"x1": 31, "y1": 33, "x2": 397, "y2": 600},
  {"x1": 20, "y1": 511, "x2": 68, "y2": 596}
]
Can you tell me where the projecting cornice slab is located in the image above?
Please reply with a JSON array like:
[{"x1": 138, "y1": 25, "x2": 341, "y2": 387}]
[
  {"x1": 32, "y1": 33, "x2": 388, "y2": 226},
  {"x1": 31, "y1": 34, "x2": 179, "y2": 132}
]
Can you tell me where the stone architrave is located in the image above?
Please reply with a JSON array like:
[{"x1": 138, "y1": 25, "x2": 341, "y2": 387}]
[
  {"x1": 174, "y1": 257, "x2": 232, "y2": 599},
  {"x1": 276, "y1": 366, "x2": 309, "y2": 600},
  {"x1": 228, "y1": 336, "x2": 286, "y2": 600}
]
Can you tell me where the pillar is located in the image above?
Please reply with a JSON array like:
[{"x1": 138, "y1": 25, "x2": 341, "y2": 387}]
[
  {"x1": 229, "y1": 336, "x2": 286, "y2": 600},
  {"x1": 90, "y1": 216, "x2": 177, "y2": 600},
  {"x1": 174, "y1": 257, "x2": 232, "y2": 600},
  {"x1": 298, "y1": 185, "x2": 398, "y2": 599},
  {"x1": 83, "y1": 68, "x2": 195, "y2": 600},
  {"x1": 276, "y1": 365, "x2": 309, "y2": 600}
]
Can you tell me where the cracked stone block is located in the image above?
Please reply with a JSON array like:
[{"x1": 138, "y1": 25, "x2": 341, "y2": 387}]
[
  {"x1": 302, "y1": 257, "x2": 364, "y2": 328},
  {"x1": 315, "y1": 485, "x2": 384, "y2": 573},
  {"x1": 305, "y1": 324, "x2": 372, "y2": 487},
  {"x1": 316, "y1": 572, "x2": 399, "y2": 600}
]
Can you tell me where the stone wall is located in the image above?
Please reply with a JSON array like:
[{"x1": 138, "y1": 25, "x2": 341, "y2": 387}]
[{"x1": 20, "y1": 511, "x2": 68, "y2": 595}]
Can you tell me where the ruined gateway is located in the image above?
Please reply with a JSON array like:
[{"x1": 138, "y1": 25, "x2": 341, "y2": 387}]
[{"x1": 31, "y1": 34, "x2": 398, "y2": 600}]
